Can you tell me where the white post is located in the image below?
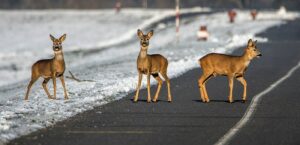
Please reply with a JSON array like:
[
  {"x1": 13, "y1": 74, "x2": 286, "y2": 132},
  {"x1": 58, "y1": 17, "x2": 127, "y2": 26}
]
[
  {"x1": 143, "y1": 0, "x2": 147, "y2": 9},
  {"x1": 175, "y1": 0, "x2": 180, "y2": 43}
]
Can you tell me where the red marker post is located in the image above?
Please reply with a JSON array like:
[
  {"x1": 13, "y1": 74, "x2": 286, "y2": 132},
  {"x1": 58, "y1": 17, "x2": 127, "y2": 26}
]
[
  {"x1": 115, "y1": 1, "x2": 122, "y2": 14},
  {"x1": 250, "y1": 9, "x2": 258, "y2": 20},
  {"x1": 197, "y1": 26, "x2": 209, "y2": 41},
  {"x1": 228, "y1": 9, "x2": 237, "y2": 23},
  {"x1": 175, "y1": 0, "x2": 180, "y2": 43}
]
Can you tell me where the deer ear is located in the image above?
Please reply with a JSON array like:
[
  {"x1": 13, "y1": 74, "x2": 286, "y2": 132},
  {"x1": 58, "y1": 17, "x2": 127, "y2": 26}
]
[
  {"x1": 59, "y1": 34, "x2": 66, "y2": 42},
  {"x1": 137, "y1": 29, "x2": 143, "y2": 38},
  {"x1": 50, "y1": 34, "x2": 55, "y2": 42},
  {"x1": 247, "y1": 39, "x2": 254, "y2": 47},
  {"x1": 147, "y1": 30, "x2": 154, "y2": 38}
]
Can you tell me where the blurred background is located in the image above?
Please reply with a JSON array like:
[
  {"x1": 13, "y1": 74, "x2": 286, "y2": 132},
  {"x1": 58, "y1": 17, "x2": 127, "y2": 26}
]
[
  {"x1": 1, "y1": 0, "x2": 300, "y2": 10},
  {"x1": 0, "y1": 1, "x2": 299, "y2": 144}
]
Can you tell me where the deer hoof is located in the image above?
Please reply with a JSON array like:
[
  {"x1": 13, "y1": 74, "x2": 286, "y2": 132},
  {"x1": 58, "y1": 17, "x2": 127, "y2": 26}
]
[
  {"x1": 168, "y1": 97, "x2": 172, "y2": 102},
  {"x1": 147, "y1": 100, "x2": 151, "y2": 103},
  {"x1": 50, "y1": 96, "x2": 56, "y2": 100},
  {"x1": 201, "y1": 99, "x2": 209, "y2": 103},
  {"x1": 242, "y1": 100, "x2": 246, "y2": 103},
  {"x1": 152, "y1": 99, "x2": 157, "y2": 103}
]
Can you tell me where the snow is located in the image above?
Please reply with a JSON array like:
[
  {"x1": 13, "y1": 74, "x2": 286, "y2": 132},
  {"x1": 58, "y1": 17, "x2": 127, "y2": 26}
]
[
  {"x1": 0, "y1": 7, "x2": 210, "y2": 87},
  {"x1": 0, "y1": 9, "x2": 152, "y2": 87},
  {"x1": 0, "y1": 8, "x2": 299, "y2": 144}
]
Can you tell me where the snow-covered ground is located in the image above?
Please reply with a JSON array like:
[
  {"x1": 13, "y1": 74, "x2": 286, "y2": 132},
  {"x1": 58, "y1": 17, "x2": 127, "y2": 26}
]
[
  {"x1": 0, "y1": 8, "x2": 298, "y2": 144},
  {"x1": 0, "y1": 7, "x2": 209, "y2": 87}
]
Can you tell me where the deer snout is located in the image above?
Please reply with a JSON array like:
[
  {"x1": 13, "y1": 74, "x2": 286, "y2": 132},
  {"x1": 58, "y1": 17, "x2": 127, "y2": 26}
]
[
  {"x1": 53, "y1": 46, "x2": 61, "y2": 51},
  {"x1": 257, "y1": 53, "x2": 262, "y2": 58},
  {"x1": 141, "y1": 41, "x2": 149, "y2": 47}
]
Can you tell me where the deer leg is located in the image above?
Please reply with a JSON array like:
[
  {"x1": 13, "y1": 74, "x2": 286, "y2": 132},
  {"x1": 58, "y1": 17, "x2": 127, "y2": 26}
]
[
  {"x1": 24, "y1": 77, "x2": 39, "y2": 100},
  {"x1": 60, "y1": 75, "x2": 69, "y2": 100},
  {"x1": 152, "y1": 74, "x2": 163, "y2": 102},
  {"x1": 52, "y1": 74, "x2": 57, "y2": 99},
  {"x1": 42, "y1": 78, "x2": 52, "y2": 99},
  {"x1": 202, "y1": 75, "x2": 213, "y2": 103},
  {"x1": 161, "y1": 72, "x2": 172, "y2": 102},
  {"x1": 236, "y1": 76, "x2": 247, "y2": 103},
  {"x1": 198, "y1": 73, "x2": 211, "y2": 103},
  {"x1": 199, "y1": 87, "x2": 205, "y2": 103},
  {"x1": 133, "y1": 72, "x2": 143, "y2": 102},
  {"x1": 228, "y1": 75, "x2": 234, "y2": 103},
  {"x1": 146, "y1": 71, "x2": 151, "y2": 103},
  {"x1": 198, "y1": 75, "x2": 206, "y2": 102}
]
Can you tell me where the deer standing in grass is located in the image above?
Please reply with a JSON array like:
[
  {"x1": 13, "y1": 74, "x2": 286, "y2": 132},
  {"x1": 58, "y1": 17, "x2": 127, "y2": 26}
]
[
  {"x1": 198, "y1": 39, "x2": 262, "y2": 103},
  {"x1": 133, "y1": 29, "x2": 172, "y2": 103},
  {"x1": 24, "y1": 34, "x2": 68, "y2": 100}
]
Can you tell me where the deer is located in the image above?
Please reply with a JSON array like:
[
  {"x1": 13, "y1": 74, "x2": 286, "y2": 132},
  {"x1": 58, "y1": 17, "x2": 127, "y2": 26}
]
[
  {"x1": 133, "y1": 29, "x2": 172, "y2": 103},
  {"x1": 198, "y1": 39, "x2": 262, "y2": 103},
  {"x1": 24, "y1": 34, "x2": 68, "y2": 100}
]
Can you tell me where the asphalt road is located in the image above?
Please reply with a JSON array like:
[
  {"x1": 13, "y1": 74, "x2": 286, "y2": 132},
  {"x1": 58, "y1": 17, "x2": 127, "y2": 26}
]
[{"x1": 9, "y1": 19, "x2": 300, "y2": 145}]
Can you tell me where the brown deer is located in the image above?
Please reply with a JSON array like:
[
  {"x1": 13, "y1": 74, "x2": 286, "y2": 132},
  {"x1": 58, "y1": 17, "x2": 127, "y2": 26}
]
[
  {"x1": 198, "y1": 39, "x2": 262, "y2": 103},
  {"x1": 133, "y1": 29, "x2": 172, "y2": 103},
  {"x1": 24, "y1": 34, "x2": 68, "y2": 100}
]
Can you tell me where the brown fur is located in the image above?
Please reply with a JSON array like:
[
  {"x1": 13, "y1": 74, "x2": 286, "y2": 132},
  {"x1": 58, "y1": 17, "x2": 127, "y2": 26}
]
[
  {"x1": 133, "y1": 29, "x2": 172, "y2": 103},
  {"x1": 24, "y1": 34, "x2": 68, "y2": 100},
  {"x1": 198, "y1": 39, "x2": 262, "y2": 103}
]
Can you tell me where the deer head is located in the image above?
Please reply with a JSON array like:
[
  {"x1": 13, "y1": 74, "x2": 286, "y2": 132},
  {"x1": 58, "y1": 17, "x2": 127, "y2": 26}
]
[
  {"x1": 137, "y1": 29, "x2": 153, "y2": 49},
  {"x1": 50, "y1": 34, "x2": 66, "y2": 52},
  {"x1": 246, "y1": 39, "x2": 262, "y2": 59}
]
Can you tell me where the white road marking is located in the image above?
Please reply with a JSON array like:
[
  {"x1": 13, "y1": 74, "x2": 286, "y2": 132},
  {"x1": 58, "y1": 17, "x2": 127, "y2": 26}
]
[
  {"x1": 214, "y1": 61, "x2": 300, "y2": 145},
  {"x1": 67, "y1": 130, "x2": 153, "y2": 134}
]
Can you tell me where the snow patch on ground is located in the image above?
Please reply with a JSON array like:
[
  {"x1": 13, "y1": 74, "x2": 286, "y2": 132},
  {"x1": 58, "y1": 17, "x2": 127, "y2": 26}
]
[{"x1": 0, "y1": 7, "x2": 210, "y2": 88}]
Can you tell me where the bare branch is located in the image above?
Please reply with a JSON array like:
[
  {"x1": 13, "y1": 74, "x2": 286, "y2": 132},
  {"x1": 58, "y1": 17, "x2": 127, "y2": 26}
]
[{"x1": 66, "y1": 71, "x2": 95, "y2": 82}]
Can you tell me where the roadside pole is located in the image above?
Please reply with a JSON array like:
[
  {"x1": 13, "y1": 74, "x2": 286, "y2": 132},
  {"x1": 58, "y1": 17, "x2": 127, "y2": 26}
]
[
  {"x1": 115, "y1": 0, "x2": 121, "y2": 14},
  {"x1": 143, "y1": 0, "x2": 147, "y2": 9},
  {"x1": 175, "y1": 0, "x2": 180, "y2": 44}
]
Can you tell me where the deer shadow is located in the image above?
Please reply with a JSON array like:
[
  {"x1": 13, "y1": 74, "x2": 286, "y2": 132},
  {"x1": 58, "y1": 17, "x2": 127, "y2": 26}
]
[
  {"x1": 193, "y1": 99, "x2": 246, "y2": 103},
  {"x1": 129, "y1": 98, "x2": 170, "y2": 103}
]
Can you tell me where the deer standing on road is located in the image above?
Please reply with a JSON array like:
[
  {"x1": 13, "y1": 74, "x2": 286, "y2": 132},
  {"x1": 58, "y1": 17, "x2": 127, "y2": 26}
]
[
  {"x1": 133, "y1": 29, "x2": 172, "y2": 103},
  {"x1": 198, "y1": 39, "x2": 262, "y2": 103},
  {"x1": 24, "y1": 34, "x2": 68, "y2": 100}
]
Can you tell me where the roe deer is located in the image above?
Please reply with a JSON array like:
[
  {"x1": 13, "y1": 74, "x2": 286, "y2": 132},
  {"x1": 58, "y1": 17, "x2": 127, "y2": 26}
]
[
  {"x1": 24, "y1": 34, "x2": 68, "y2": 100},
  {"x1": 133, "y1": 29, "x2": 172, "y2": 103},
  {"x1": 198, "y1": 39, "x2": 262, "y2": 103}
]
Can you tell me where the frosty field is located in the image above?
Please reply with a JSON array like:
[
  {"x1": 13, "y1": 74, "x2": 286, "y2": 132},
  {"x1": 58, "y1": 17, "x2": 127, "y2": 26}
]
[{"x1": 0, "y1": 8, "x2": 298, "y2": 144}]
